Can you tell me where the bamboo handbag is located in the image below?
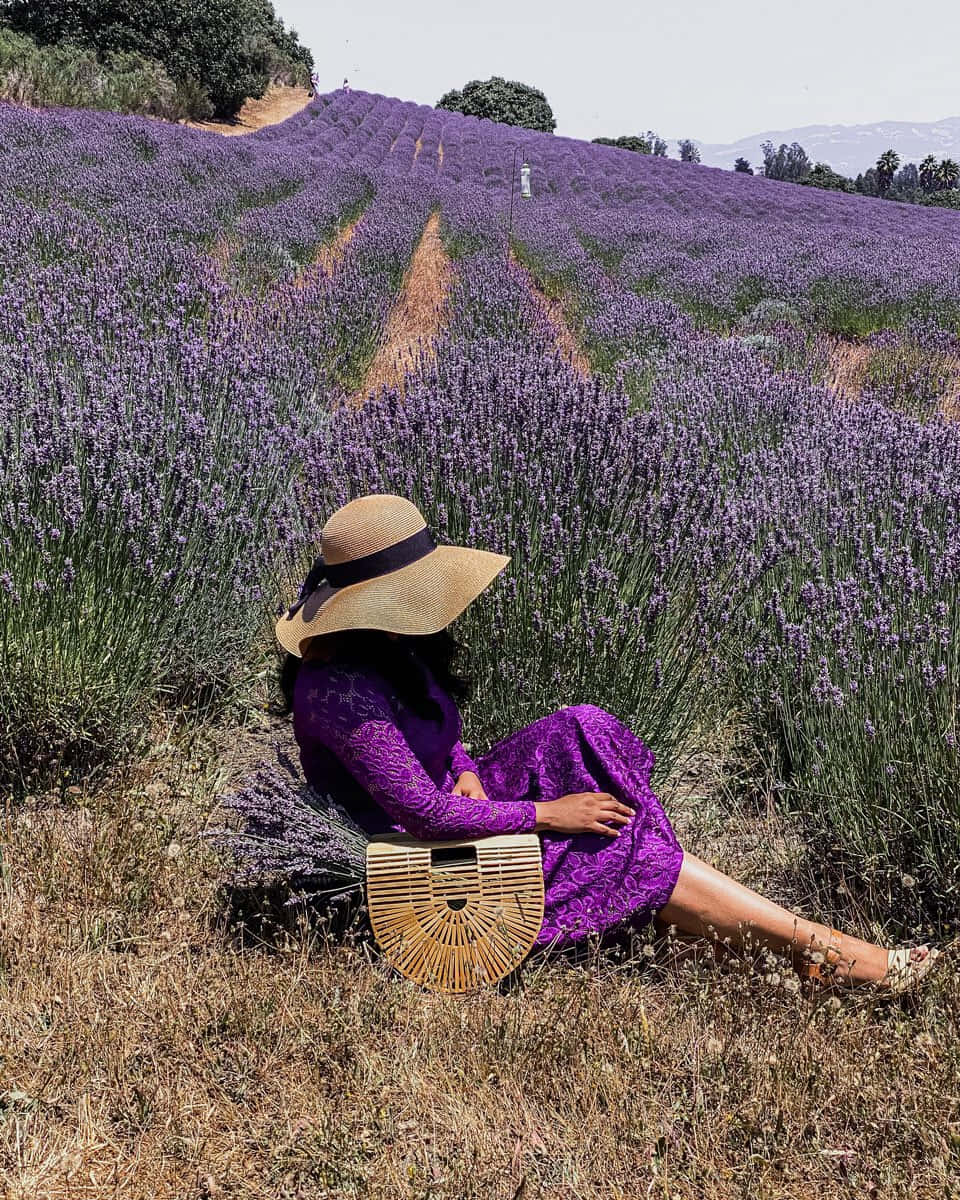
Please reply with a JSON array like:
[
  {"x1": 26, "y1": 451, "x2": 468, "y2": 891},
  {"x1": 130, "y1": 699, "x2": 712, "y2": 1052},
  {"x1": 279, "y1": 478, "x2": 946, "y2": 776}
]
[{"x1": 365, "y1": 833, "x2": 545, "y2": 994}]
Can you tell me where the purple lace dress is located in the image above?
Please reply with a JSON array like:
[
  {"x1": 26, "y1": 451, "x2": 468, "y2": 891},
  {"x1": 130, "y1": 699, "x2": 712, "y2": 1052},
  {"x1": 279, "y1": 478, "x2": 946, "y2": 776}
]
[{"x1": 293, "y1": 661, "x2": 684, "y2": 948}]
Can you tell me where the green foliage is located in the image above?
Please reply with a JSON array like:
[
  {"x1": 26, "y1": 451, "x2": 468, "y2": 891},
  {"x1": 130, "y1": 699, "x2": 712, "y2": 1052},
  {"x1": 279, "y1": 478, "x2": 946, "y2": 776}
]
[
  {"x1": 785, "y1": 150, "x2": 960, "y2": 209},
  {"x1": 937, "y1": 158, "x2": 960, "y2": 190},
  {"x1": 0, "y1": 0, "x2": 312, "y2": 118},
  {"x1": 808, "y1": 280, "x2": 904, "y2": 338},
  {"x1": 875, "y1": 149, "x2": 900, "y2": 196},
  {"x1": 890, "y1": 162, "x2": 920, "y2": 202},
  {"x1": 801, "y1": 162, "x2": 855, "y2": 193},
  {"x1": 0, "y1": 25, "x2": 196, "y2": 119},
  {"x1": 855, "y1": 167, "x2": 879, "y2": 197},
  {"x1": 761, "y1": 140, "x2": 810, "y2": 183},
  {"x1": 733, "y1": 157, "x2": 753, "y2": 174},
  {"x1": 919, "y1": 188, "x2": 960, "y2": 210},
  {"x1": 677, "y1": 139, "x2": 700, "y2": 164},
  {"x1": 593, "y1": 131, "x2": 667, "y2": 156},
  {"x1": 437, "y1": 76, "x2": 555, "y2": 133},
  {"x1": 919, "y1": 154, "x2": 939, "y2": 193}
]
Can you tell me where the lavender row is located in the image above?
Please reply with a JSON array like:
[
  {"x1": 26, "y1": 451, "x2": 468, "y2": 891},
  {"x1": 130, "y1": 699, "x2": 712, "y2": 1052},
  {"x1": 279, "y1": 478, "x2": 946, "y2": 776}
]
[
  {"x1": 0, "y1": 97, "x2": 452, "y2": 788},
  {"x1": 291, "y1": 90, "x2": 960, "y2": 331}
]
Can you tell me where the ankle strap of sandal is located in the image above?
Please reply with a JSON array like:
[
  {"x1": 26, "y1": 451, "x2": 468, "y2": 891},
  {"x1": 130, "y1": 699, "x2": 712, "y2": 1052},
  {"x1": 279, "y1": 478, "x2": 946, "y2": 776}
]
[{"x1": 803, "y1": 927, "x2": 843, "y2": 984}]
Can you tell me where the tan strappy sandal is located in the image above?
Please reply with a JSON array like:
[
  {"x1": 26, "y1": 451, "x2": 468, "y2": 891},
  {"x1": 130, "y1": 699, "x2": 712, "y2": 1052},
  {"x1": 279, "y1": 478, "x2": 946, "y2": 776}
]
[
  {"x1": 882, "y1": 945, "x2": 940, "y2": 994},
  {"x1": 799, "y1": 929, "x2": 940, "y2": 994}
]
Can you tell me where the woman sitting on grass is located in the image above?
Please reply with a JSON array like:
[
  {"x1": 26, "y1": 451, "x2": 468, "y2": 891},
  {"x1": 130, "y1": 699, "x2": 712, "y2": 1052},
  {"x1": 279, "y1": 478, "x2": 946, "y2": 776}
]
[{"x1": 276, "y1": 494, "x2": 939, "y2": 992}]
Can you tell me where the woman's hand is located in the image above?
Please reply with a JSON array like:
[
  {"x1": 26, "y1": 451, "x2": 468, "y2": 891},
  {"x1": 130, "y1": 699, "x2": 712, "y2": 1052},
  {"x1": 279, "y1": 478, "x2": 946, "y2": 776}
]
[
  {"x1": 534, "y1": 792, "x2": 634, "y2": 837},
  {"x1": 452, "y1": 771, "x2": 488, "y2": 801}
]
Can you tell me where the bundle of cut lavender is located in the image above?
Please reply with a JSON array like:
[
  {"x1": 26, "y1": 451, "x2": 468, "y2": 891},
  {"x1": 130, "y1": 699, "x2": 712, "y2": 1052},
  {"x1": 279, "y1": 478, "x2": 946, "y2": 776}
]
[{"x1": 210, "y1": 750, "x2": 368, "y2": 905}]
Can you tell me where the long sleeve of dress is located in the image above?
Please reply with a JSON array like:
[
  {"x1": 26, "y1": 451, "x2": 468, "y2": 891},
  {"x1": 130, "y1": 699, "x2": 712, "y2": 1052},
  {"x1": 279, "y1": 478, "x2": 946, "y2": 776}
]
[
  {"x1": 449, "y1": 739, "x2": 480, "y2": 779},
  {"x1": 300, "y1": 669, "x2": 537, "y2": 840}
]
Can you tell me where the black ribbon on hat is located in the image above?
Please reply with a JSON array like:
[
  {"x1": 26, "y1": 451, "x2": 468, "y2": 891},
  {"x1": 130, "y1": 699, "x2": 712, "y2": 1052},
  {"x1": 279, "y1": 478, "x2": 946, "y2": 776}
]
[
  {"x1": 282, "y1": 553, "x2": 330, "y2": 620},
  {"x1": 281, "y1": 526, "x2": 437, "y2": 620}
]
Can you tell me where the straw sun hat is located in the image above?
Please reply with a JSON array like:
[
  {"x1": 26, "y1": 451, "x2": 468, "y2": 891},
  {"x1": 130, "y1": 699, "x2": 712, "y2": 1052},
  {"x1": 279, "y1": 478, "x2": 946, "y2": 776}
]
[{"x1": 275, "y1": 495, "x2": 511, "y2": 657}]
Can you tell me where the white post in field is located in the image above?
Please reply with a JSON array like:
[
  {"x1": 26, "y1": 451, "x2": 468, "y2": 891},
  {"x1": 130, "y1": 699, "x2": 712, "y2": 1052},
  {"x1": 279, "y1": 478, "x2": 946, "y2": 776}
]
[{"x1": 520, "y1": 161, "x2": 532, "y2": 199}]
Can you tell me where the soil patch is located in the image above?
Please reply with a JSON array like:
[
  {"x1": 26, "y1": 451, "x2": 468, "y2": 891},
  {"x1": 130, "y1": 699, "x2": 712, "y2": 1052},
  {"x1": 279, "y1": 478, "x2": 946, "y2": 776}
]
[{"x1": 351, "y1": 211, "x2": 452, "y2": 403}]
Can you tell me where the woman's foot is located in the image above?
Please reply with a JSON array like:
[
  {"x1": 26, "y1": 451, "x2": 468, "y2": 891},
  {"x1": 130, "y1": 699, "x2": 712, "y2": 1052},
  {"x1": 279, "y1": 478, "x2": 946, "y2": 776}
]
[
  {"x1": 797, "y1": 932, "x2": 939, "y2": 993},
  {"x1": 656, "y1": 854, "x2": 941, "y2": 996},
  {"x1": 880, "y1": 945, "x2": 939, "y2": 994}
]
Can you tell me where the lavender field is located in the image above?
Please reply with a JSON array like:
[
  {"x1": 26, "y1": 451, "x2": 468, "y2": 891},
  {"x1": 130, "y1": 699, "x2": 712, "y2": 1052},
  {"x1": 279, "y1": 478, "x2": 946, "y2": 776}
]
[
  {"x1": 5, "y1": 88, "x2": 960, "y2": 919},
  {"x1": 2, "y1": 85, "x2": 960, "y2": 1194}
]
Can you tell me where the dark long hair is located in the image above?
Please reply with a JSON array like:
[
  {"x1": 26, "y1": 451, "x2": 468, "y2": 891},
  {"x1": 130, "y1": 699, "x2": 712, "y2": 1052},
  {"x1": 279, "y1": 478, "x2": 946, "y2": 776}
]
[{"x1": 279, "y1": 628, "x2": 472, "y2": 721}]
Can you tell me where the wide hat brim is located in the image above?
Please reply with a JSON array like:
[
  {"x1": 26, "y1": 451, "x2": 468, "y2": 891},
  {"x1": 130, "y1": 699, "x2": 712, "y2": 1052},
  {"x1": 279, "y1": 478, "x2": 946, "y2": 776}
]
[{"x1": 275, "y1": 545, "x2": 511, "y2": 657}]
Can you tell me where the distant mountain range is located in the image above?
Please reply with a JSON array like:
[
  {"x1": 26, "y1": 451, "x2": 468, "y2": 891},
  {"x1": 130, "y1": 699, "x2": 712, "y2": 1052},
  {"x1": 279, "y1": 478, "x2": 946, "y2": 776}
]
[{"x1": 694, "y1": 117, "x2": 960, "y2": 176}]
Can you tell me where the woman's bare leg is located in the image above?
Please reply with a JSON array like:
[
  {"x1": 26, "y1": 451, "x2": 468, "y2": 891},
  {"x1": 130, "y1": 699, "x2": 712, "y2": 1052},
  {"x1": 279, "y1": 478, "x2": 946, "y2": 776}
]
[{"x1": 659, "y1": 852, "x2": 895, "y2": 984}]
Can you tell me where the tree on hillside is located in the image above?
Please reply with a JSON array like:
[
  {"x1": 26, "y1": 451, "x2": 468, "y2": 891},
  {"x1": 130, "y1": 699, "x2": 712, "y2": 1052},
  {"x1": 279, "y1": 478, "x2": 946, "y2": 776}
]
[
  {"x1": 592, "y1": 131, "x2": 667, "y2": 156},
  {"x1": 855, "y1": 168, "x2": 880, "y2": 197},
  {"x1": 437, "y1": 77, "x2": 555, "y2": 132},
  {"x1": 875, "y1": 149, "x2": 900, "y2": 196},
  {"x1": 0, "y1": 0, "x2": 313, "y2": 117},
  {"x1": 919, "y1": 154, "x2": 939, "y2": 193},
  {"x1": 802, "y1": 162, "x2": 855, "y2": 192},
  {"x1": 733, "y1": 157, "x2": 753, "y2": 174},
  {"x1": 761, "y1": 140, "x2": 811, "y2": 182},
  {"x1": 648, "y1": 131, "x2": 668, "y2": 156},
  {"x1": 937, "y1": 158, "x2": 960, "y2": 191},
  {"x1": 891, "y1": 162, "x2": 920, "y2": 201},
  {"x1": 677, "y1": 138, "x2": 700, "y2": 163}
]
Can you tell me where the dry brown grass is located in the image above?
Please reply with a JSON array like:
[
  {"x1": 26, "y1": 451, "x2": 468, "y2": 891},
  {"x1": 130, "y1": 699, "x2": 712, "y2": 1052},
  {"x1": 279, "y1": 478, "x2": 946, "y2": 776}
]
[
  {"x1": 208, "y1": 235, "x2": 236, "y2": 272},
  {"x1": 206, "y1": 216, "x2": 362, "y2": 315},
  {"x1": 824, "y1": 338, "x2": 960, "y2": 417},
  {"x1": 939, "y1": 357, "x2": 960, "y2": 418},
  {"x1": 351, "y1": 211, "x2": 452, "y2": 404},
  {"x1": 292, "y1": 218, "x2": 361, "y2": 289},
  {"x1": 1, "y1": 707, "x2": 957, "y2": 1199},
  {"x1": 185, "y1": 85, "x2": 313, "y2": 137},
  {"x1": 512, "y1": 256, "x2": 591, "y2": 378},
  {"x1": 825, "y1": 339, "x2": 873, "y2": 397}
]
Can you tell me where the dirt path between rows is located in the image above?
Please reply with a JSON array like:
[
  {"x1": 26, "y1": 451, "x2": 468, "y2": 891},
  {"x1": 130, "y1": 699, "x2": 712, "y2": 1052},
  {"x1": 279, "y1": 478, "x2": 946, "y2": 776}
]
[
  {"x1": 293, "y1": 217, "x2": 362, "y2": 287},
  {"x1": 351, "y1": 211, "x2": 452, "y2": 403},
  {"x1": 185, "y1": 84, "x2": 313, "y2": 136},
  {"x1": 825, "y1": 339, "x2": 872, "y2": 397},
  {"x1": 511, "y1": 255, "x2": 591, "y2": 377},
  {"x1": 826, "y1": 337, "x2": 960, "y2": 416}
]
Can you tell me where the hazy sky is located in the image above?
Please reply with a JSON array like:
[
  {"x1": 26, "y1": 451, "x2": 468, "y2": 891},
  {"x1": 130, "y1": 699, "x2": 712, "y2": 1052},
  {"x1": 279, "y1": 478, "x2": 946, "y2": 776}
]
[{"x1": 275, "y1": 0, "x2": 960, "y2": 144}]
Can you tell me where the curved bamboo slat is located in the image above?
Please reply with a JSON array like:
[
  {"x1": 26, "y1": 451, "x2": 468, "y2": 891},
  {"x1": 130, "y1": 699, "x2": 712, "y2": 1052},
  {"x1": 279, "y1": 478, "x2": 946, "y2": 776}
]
[{"x1": 366, "y1": 833, "x2": 545, "y2": 994}]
